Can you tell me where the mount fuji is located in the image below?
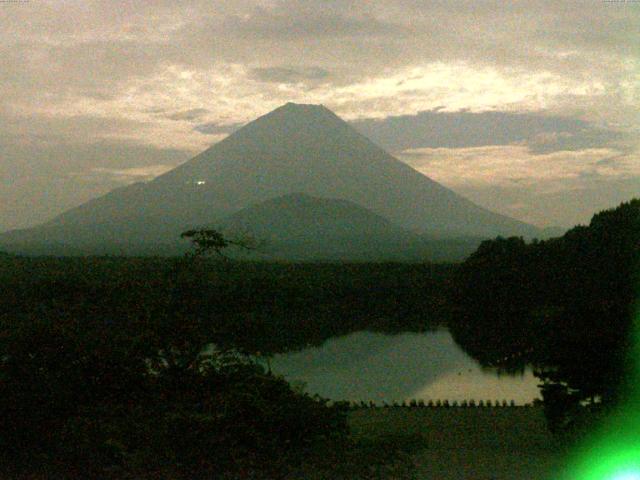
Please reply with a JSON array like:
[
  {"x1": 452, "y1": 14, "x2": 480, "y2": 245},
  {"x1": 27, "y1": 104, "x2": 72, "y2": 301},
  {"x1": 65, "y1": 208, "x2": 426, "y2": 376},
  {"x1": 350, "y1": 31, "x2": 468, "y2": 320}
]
[{"x1": 0, "y1": 102, "x2": 540, "y2": 258}]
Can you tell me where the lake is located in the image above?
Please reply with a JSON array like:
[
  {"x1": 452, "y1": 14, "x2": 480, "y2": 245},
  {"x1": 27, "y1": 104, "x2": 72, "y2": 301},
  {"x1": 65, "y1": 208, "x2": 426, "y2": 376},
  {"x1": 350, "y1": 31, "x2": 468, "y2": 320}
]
[{"x1": 269, "y1": 330, "x2": 541, "y2": 405}]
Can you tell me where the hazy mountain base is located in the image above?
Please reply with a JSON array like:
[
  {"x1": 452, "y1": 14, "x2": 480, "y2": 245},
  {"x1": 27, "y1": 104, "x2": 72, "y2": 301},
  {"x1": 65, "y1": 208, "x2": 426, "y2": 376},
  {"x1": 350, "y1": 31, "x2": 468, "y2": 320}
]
[
  {"x1": 0, "y1": 193, "x2": 487, "y2": 261},
  {"x1": 0, "y1": 227, "x2": 484, "y2": 262}
]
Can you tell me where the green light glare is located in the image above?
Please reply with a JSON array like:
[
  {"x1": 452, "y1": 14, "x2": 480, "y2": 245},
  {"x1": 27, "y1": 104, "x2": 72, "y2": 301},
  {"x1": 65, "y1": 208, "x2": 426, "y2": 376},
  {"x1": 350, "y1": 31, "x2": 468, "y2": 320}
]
[
  {"x1": 560, "y1": 430, "x2": 640, "y2": 479},
  {"x1": 611, "y1": 472, "x2": 640, "y2": 480},
  {"x1": 559, "y1": 310, "x2": 640, "y2": 479}
]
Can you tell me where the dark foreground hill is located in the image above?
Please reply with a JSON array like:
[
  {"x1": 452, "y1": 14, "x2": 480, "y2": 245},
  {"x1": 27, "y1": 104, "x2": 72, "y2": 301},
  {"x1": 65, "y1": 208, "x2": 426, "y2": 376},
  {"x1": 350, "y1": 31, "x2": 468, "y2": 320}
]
[
  {"x1": 0, "y1": 102, "x2": 541, "y2": 258},
  {"x1": 220, "y1": 193, "x2": 483, "y2": 261}
]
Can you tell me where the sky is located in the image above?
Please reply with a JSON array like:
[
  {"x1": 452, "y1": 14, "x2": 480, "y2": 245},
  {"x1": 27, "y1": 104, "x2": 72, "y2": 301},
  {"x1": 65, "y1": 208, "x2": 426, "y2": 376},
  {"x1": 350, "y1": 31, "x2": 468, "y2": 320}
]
[{"x1": 0, "y1": 0, "x2": 638, "y2": 231}]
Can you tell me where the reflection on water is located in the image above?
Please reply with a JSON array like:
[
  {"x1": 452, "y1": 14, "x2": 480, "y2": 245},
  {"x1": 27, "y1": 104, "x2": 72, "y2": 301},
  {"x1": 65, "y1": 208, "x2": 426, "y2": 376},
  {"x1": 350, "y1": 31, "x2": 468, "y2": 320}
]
[{"x1": 269, "y1": 330, "x2": 540, "y2": 405}]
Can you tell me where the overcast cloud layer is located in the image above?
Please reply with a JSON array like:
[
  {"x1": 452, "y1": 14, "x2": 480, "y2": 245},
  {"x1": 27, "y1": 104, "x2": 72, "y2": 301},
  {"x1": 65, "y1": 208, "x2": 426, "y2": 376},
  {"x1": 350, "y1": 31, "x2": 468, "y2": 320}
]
[{"x1": 1, "y1": 0, "x2": 638, "y2": 230}]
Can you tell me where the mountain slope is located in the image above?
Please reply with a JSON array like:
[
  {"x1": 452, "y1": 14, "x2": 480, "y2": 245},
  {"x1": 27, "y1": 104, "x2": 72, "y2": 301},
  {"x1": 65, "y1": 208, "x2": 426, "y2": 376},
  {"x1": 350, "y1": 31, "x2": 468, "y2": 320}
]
[
  {"x1": 223, "y1": 192, "x2": 409, "y2": 239},
  {"x1": 0, "y1": 102, "x2": 540, "y2": 256},
  {"x1": 218, "y1": 192, "x2": 448, "y2": 261}
]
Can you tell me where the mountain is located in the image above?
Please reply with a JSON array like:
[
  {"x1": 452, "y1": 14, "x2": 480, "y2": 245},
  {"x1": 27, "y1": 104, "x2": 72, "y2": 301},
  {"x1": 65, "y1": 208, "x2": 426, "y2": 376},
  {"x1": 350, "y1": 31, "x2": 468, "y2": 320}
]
[
  {"x1": 222, "y1": 192, "x2": 412, "y2": 241},
  {"x1": 0, "y1": 102, "x2": 541, "y2": 257},
  {"x1": 219, "y1": 193, "x2": 483, "y2": 261}
]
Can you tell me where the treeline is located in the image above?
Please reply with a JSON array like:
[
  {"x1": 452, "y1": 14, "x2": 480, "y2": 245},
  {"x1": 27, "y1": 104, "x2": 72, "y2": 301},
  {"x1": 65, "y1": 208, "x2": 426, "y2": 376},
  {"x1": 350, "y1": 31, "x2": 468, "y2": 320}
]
[
  {"x1": 449, "y1": 199, "x2": 640, "y2": 434},
  {"x1": 0, "y1": 258, "x2": 453, "y2": 355},
  {"x1": 347, "y1": 399, "x2": 523, "y2": 409},
  {"x1": 0, "y1": 256, "x2": 450, "y2": 478}
]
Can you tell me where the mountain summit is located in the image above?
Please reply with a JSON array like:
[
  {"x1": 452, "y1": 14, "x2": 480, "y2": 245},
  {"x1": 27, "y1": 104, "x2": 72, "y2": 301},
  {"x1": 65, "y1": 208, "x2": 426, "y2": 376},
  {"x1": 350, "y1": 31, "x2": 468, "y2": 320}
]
[{"x1": 1, "y1": 102, "x2": 540, "y2": 256}]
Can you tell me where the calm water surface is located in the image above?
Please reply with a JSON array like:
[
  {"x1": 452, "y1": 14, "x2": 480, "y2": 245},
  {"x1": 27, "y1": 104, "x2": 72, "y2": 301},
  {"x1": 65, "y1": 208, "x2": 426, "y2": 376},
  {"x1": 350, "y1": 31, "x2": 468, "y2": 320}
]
[{"x1": 269, "y1": 330, "x2": 540, "y2": 405}]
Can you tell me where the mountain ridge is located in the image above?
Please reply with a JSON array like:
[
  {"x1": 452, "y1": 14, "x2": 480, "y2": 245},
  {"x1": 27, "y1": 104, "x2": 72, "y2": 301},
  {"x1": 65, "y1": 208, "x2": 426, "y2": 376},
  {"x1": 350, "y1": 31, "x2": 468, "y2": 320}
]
[
  {"x1": 217, "y1": 192, "x2": 484, "y2": 261},
  {"x1": 1, "y1": 102, "x2": 541, "y2": 257}
]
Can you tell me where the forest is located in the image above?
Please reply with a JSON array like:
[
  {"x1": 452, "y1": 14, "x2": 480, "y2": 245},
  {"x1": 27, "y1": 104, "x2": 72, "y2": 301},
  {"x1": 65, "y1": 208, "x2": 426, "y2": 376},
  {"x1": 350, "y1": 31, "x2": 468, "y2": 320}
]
[
  {"x1": 1, "y1": 199, "x2": 638, "y2": 477},
  {"x1": 0, "y1": 255, "x2": 449, "y2": 478},
  {"x1": 450, "y1": 199, "x2": 640, "y2": 436}
]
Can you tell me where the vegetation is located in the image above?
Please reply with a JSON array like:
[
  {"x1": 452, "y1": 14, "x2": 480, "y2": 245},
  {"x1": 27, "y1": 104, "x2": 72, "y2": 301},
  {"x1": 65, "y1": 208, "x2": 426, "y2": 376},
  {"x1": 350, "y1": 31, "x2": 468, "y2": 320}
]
[
  {"x1": 449, "y1": 199, "x2": 640, "y2": 436},
  {"x1": 181, "y1": 228, "x2": 259, "y2": 258},
  {"x1": 0, "y1": 234, "x2": 357, "y2": 478},
  {"x1": 3, "y1": 197, "x2": 637, "y2": 476},
  {"x1": 0, "y1": 230, "x2": 450, "y2": 478},
  {"x1": 0, "y1": 315, "x2": 348, "y2": 478},
  {"x1": 0, "y1": 256, "x2": 452, "y2": 357}
]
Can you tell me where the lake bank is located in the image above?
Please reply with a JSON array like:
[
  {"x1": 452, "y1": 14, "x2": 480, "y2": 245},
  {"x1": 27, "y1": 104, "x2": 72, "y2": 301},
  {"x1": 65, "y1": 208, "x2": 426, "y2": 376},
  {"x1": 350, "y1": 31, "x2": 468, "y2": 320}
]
[
  {"x1": 349, "y1": 406, "x2": 568, "y2": 480},
  {"x1": 270, "y1": 330, "x2": 541, "y2": 405}
]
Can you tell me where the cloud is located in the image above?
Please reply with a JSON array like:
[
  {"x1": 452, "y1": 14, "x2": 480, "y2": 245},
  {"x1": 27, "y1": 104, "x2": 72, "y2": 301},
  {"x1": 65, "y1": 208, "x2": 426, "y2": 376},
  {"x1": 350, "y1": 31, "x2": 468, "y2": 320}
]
[
  {"x1": 400, "y1": 145, "x2": 639, "y2": 188},
  {"x1": 193, "y1": 122, "x2": 243, "y2": 135},
  {"x1": 24, "y1": 59, "x2": 620, "y2": 155},
  {"x1": 165, "y1": 108, "x2": 210, "y2": 121},
  {"x1": 89, "y1": 164, "x2": 175, "y2": 181},
  {"x1": 351, "y1": 109, "x2": 626, "y2": 153},
  {"x1": 220, "y1": 8, "x2": 404, "y2": 39},
  {"x1": 0, "y1": 112, "x2": 151, "y2": 148},
  {"x1": 397, "y1": 145, "x2": 640, "y2": 227},
  {"x1": 249, "y1": 66, "x2": 331, "y2": 84},
  {"x1": 3, "y1": 2, "x2": 637, "y2": 131},
  {"x1": 0, "y1": 0, "x2": 638, "y2": 231},
  {"x1": 328, "y1": 63, "x2": 609, "y2": 119}
]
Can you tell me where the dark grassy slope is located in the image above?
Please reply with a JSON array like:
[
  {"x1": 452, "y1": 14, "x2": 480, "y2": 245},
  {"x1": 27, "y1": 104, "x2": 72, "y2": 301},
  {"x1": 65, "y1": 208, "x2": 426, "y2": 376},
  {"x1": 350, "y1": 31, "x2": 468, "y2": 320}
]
[
  {"x1": 349, "y1": 407, "x2": 565, "y2": 480},
  {"x1": 0, "y1": 102, "x2": 540, "y2": 257}
]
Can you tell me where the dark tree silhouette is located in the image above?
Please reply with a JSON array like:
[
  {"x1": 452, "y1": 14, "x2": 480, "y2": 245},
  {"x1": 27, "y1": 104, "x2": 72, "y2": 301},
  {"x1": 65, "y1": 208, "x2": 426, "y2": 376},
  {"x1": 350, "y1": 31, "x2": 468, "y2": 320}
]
[
  {"x1": 449, "y1": 199, "x2": 640, "y2": 434},
  {"x1": 0, "y1": 230, "x2": 351, "y2": 479},
  {"x1": 181, "y1": 228, "x2": 258, "y2": 258}
]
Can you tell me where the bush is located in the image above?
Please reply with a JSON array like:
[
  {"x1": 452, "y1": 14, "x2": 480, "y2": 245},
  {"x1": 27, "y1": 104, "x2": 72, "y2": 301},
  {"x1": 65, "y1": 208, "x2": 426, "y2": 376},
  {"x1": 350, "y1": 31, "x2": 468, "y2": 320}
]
[{"x1": 0, "y1": 312, "x2": 348, "y2": 478}]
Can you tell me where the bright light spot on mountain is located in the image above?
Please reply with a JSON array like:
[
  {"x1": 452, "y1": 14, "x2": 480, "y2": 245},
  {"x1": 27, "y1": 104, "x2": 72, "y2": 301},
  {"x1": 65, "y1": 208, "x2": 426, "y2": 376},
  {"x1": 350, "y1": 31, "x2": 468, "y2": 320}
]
[{"x1": 196, "y1": 180, "x2": 206, "y2": 185}]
